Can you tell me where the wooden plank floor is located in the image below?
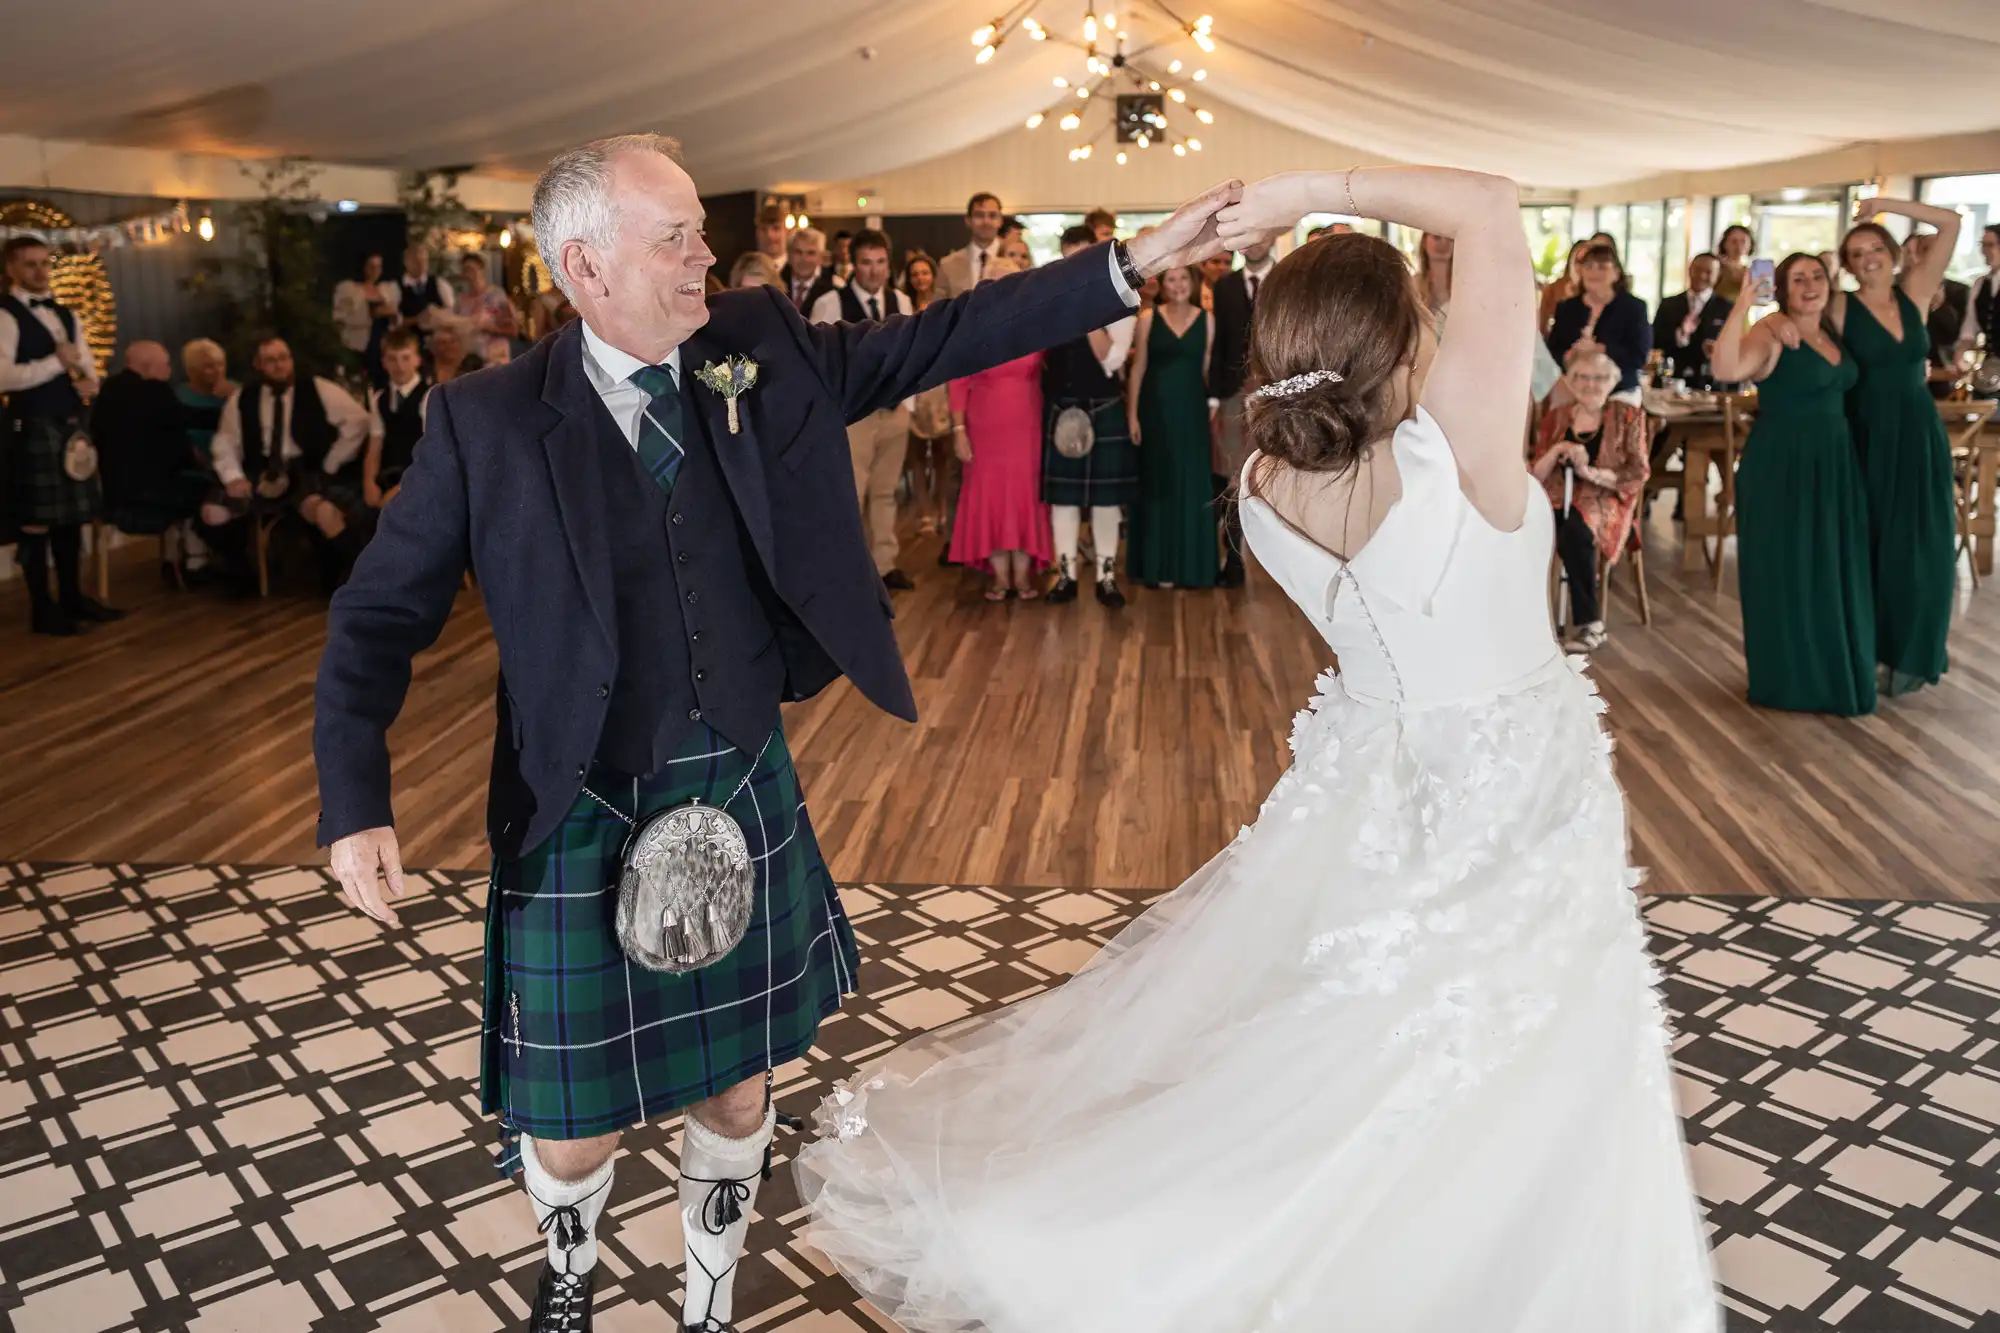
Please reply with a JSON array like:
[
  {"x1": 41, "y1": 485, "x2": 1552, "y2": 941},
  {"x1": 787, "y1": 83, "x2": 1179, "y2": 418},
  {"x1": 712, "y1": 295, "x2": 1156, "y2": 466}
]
[{"x1": 3, "y1": 504, "x2": 1997, "y2": 901}]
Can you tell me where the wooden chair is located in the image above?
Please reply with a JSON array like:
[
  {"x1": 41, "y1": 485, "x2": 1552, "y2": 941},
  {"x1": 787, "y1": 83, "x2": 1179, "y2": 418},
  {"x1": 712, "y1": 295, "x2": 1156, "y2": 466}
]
[
  {"x1": 1601, "y1": 523, "x2": 1652, "y2": 627},
  {"x1": 253, "y1": 510, "x2": 286, "y2": 598},
  {"x1": 1945, "y1": 400, "x2": 1998, "y2": 590},
  {"x1": 1709, "y1": 395, "x2": 1747, "y2": 593}
]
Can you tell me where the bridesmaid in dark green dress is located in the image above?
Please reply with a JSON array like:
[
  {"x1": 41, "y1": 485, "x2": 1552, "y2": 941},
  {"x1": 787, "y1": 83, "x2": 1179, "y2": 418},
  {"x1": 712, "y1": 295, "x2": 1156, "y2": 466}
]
[
  {"x1": 1127, "y1": 265, "x2": 1219, "y2": 588},
  {"x1": 1711, "y1": 253, "x2": 1876, "y2": 715},
  {"x1": 1835, "y1": 199, "x2": 1965, "y2": 696}
]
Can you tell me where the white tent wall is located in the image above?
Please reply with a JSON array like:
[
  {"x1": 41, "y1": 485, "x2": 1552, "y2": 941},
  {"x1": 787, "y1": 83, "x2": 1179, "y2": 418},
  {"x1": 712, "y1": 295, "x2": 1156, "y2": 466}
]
[{"x1": 0, "y1": 136, "x2": 534, "y2": 212}]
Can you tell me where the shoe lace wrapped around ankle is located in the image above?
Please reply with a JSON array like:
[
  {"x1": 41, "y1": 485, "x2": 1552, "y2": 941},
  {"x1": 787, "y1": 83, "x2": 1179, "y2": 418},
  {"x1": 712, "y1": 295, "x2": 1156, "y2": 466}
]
[{"x1": 540, "y1": 1269, "x2": 589, "y2": 1329}]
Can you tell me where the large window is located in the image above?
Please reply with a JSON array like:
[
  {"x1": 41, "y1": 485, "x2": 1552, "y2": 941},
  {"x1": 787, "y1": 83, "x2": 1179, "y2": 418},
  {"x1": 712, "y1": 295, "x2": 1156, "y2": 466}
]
[
  {"x1": 1522, "y1": 206, "x2": 1574, "y2": 282},
  {"x1": 1015, "y1": 210, "x2": 1171, "y2": 266},
  {"x1": 1752, "y1": 190, "x2": 1844, "y2": 263},
  {"x1": 1919, "y1": 173, "x2": 2000, "y2": 281},
  {"x1": 1593, "y1": 204, "x2": 1627, "y2": 257},
  {"x1": 1661, "y1": 198, "x2": 1691, "y2": 295},
  {"x1": 1713, "y1": 195, "x2": 1753, "y2": 245},
  {"x1": 1626, "y1": 202, "x2": 1664, "y2": 311},
  {"x1": 1711, "y1": 190, "x2": 1845, "y2": 263},
  {"x1": 1293, "y1": 213, "x2": 1384, "y2": 248}
]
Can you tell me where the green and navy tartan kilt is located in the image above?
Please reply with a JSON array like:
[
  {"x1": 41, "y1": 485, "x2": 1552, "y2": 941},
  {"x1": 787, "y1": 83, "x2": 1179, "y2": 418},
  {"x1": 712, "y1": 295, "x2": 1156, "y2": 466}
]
[
  {"x1": 7, "y1": 413, "x2": 101, "y2": 527},
  {"x1": 480, "y1": 722, "x2": 858, "y2": 1168},
  {"x1": 1041, "y1": 395, "x2": 1139, "y2": 508}
]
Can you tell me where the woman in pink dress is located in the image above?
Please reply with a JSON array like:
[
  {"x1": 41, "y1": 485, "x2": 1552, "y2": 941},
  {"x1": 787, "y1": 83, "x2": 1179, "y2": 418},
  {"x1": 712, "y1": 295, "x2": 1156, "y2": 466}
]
[{"x1": 947, "y1": 258, "x2": 1053, "y2": 599}]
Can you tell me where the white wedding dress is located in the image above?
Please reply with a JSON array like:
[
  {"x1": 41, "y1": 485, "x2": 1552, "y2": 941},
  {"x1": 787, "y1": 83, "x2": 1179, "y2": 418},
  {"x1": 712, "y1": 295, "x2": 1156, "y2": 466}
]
[{"x1": 794, "y1": 407, "x2": 1720, "y2": 1332}]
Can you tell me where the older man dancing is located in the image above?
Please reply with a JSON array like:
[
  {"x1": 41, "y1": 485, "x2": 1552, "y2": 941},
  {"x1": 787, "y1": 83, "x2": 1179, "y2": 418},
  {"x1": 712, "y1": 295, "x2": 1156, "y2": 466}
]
[{"x1": 315, "y1": 132, "x2": 1237, "y2": 1333}]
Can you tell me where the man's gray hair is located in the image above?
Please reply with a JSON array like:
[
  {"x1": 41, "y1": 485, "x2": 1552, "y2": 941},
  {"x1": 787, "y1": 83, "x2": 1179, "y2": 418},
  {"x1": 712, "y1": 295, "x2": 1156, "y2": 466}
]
[
  {"x1": 788, "y1": 226, "x2": 826, "y2": 255},
  {"x1": 532, "y1": 132, "x2": 683, "y2": 298}
]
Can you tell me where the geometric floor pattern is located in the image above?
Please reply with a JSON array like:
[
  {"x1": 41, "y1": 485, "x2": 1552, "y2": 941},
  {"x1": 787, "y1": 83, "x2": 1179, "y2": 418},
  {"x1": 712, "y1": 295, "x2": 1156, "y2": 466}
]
[{"x1": 1, "y1": 863, "x2": 1996, "y2": 1333}]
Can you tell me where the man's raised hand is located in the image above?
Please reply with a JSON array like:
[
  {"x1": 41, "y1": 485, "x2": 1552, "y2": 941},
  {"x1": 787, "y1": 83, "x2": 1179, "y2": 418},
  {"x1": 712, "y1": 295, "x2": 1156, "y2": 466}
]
[{"x1": 1126, "y1": 180, "x2": 1245, "y2": 278}]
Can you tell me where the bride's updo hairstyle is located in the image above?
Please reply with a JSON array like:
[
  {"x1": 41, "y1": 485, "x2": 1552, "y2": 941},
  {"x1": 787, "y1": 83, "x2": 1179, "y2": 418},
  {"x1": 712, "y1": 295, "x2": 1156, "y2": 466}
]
[{"x1": 1244, "y1": 233, "x2": 1423, "y2": 481}]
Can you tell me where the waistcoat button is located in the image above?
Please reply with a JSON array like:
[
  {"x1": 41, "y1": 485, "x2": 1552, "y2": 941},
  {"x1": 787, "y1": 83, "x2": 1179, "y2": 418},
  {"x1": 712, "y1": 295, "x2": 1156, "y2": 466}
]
[{"x1": 689, "y1": 708, "x2": 702, "y2": 721}]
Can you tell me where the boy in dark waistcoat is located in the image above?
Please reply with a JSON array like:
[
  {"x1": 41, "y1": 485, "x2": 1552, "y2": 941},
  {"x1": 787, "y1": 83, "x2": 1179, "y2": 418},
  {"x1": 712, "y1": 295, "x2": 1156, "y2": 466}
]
[
  {"x1": 315, "y1": 131, "x2": 1237, "y2": 1333},
  {"x1": 1, "y1": 235, "x2": 123, "y2": 635}
]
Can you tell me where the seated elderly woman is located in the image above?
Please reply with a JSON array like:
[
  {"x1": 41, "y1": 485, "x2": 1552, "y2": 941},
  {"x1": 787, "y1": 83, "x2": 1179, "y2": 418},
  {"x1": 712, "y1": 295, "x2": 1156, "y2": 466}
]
[{"x1": 1529, "y1": 352, "x2": 1651, "y2": 650}]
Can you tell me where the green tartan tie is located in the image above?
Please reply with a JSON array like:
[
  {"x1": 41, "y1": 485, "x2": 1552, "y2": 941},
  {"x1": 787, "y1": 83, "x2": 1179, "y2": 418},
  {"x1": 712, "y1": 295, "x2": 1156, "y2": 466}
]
[{"x1": 628, "y1": 363, "x2": 684, "y2": 496}]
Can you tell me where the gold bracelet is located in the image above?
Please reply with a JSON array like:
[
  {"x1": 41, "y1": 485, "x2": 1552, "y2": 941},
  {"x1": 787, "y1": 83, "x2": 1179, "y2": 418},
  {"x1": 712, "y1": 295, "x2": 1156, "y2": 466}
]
[{"x1": 1344, "y1": 167, "x2": 1360, "y2": 218}]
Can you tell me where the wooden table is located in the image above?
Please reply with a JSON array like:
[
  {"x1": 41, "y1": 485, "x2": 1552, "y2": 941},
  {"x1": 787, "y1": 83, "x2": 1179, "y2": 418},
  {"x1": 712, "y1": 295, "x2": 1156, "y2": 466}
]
[
  {"x1": 1944, "y1": 402, "x2": 2000, "y2": 578},
  {"x1": 1645, "y1": 394, "x2": 1748, "y2": 574},
  {"x1": 1650, "y1": 394, "x2": 2000, "y2": 578}
]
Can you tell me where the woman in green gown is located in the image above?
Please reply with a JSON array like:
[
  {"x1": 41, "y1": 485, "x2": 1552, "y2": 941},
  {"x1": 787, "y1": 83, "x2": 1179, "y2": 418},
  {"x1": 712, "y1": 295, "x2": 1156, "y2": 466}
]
[
  {"x1": 1833, "y1": 199, "x2": 1964, "y2": 696},
  {"x1": 1126, "y1": 265, "x2": 1218, "y2": 588},
  {"x1": 1712, "y1": 253, "x2": 1876, "y2": 715}
]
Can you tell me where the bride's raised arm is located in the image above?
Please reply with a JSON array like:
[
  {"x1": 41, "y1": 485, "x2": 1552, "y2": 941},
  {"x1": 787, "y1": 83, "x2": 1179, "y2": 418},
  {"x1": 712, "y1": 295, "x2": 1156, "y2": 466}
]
[{"x1": 1217, "y1": 168, "x2": 1534, "y2": 513}]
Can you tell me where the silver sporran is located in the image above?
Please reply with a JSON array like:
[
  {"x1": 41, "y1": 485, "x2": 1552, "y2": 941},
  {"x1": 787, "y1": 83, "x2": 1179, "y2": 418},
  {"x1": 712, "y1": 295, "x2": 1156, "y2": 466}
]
[
  {"x1": 1052, "y1": 405, "x2": 1096, "y2": 459},
  {"x1": 62, "y1": 430, "x2": 98, "y2": 482},
  {"x1": 613, "y1": 800, "x2": 756, "y2": 973}
]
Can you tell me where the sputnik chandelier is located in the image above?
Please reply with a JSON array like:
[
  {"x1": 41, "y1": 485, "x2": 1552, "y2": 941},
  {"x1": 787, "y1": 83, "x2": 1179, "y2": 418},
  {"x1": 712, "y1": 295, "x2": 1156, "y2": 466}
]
[{"x1": 969, "y1": 4, "x2": 1218, "y2": 165}]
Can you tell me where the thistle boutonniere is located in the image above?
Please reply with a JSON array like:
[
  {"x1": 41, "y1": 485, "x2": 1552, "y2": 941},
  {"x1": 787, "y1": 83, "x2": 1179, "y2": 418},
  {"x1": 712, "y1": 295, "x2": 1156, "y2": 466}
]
[{"x1": 694, "y1": 355, "x2": 759, "y2": 434}]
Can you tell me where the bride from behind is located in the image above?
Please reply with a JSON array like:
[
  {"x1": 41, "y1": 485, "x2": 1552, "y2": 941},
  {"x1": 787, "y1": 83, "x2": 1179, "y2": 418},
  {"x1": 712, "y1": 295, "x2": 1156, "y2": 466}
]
[{"x1": 794, "y1": 167, "x2": 1719, "y2": 1333}]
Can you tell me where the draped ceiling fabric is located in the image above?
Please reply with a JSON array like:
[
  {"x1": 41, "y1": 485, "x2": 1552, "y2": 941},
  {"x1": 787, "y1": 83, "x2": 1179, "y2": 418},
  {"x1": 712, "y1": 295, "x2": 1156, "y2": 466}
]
[{"x1": 2, "y1": 0, "x2": 1998, "y2": 196}]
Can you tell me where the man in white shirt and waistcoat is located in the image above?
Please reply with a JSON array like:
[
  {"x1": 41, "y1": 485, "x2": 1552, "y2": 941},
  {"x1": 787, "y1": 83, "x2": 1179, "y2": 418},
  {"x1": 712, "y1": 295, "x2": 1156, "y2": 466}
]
[
  {"x1": 1, "y1": 234, "x2": 117, "y2": 635},
  {"x1": 812, "y1": 229, "x2": 915, "y2": 589}
]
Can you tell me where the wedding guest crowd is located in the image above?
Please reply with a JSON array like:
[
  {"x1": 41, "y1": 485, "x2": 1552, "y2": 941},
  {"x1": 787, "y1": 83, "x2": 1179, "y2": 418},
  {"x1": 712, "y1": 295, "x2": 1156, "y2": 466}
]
[{"x1": 26, "y1": 183, "x2": 1985, "y2": 660}]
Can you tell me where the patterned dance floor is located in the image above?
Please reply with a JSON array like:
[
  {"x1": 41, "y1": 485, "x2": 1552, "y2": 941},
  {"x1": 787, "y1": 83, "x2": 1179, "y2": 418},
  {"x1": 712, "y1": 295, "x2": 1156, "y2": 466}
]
[{"x1": 0, "y1": 862, "x2": 1995, "y2": 1332}]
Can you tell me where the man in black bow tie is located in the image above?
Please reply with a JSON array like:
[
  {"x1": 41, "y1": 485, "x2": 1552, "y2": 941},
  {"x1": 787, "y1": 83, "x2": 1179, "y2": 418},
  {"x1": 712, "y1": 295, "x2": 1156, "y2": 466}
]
[
  {"x1": 1, "y1": 234, "x2": 120, "y2": 635},
  {"x1": 315, "y1": 130, "x2": 1240, "y2": 1333}
]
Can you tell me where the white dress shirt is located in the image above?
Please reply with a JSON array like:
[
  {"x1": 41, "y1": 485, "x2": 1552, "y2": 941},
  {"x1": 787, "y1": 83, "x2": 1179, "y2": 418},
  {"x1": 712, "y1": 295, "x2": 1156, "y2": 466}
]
[
  {"x1": 807, "y1": 284, "x2": 911, "y2": 326},
  {"x1": 368, "y1": 375, "x2": 431, "y2": 444},
  {"x1": 332, "y1": 280, "x2": 389, "y2": 351},
  {"x1": 1675, "y1": 288, "x2": 1716, "y2": 346},
  {"x1": 964, "y1": 239, "x2": 1002, "y2": 283},
  {"x1": 1099, "y1": 316, "x2": 1137, "y2": 377},
  {"x1": 580, "y1": 320, "x2": 682, "y2": 450},
  {"x1": 1960, "y1": 268, "x2": 1992, "y2": 342},
  {"x1": 211, "y1": 377, "x2": 371, "y2": 484},
  {"x1": 1241, "y1": 254, "x2": 1276, "y2": 303},
  {"x1": 402, "y1": 272, "x2": 454, "y2": 311},
  {"x1": 0, "y1": 292, "x2": 91, "y2": 394}
]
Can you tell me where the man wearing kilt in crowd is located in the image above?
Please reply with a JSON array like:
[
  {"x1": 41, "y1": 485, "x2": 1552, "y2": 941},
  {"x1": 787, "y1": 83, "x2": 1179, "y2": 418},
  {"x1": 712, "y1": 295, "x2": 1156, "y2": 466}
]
[
  {"x1": 315, "y1": 131, "x2": 1236, "y2": 1332},
  {"x1": 1040, "y1": 224, "x2": 1140, "y2": 607},
  {"x1": 1, "y1": 234, "x2": 124, "y2": 636}
]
